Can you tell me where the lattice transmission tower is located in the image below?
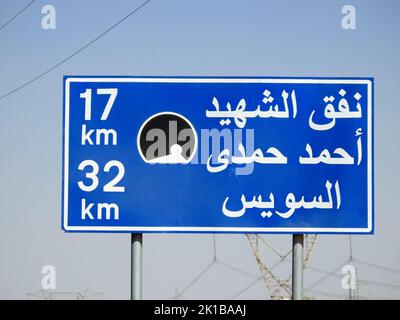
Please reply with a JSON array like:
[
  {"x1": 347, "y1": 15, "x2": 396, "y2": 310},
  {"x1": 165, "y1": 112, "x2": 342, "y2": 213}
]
[{"x1": 246, "y1": 234, "x2": 318, "y2": 299}]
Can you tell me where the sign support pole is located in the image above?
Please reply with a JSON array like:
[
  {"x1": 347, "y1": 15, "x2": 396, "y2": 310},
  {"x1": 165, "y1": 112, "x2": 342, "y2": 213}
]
[
  {"x1": 292, "y1": 234, "x2": 304, "y2": 300},
  {"x1": 131, "y1": 233, "x2": 143, "y2": 300}
]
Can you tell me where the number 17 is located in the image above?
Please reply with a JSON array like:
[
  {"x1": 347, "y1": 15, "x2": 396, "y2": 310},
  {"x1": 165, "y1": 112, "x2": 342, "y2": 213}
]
[{"x1": 80, "y1": 88, "x2": 118, "y2": 121}]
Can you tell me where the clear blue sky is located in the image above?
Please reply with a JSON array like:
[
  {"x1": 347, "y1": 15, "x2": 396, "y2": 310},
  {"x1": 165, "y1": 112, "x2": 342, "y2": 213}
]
[{"x1": 0, "y1": 0, "x2": 399, "y2": 299}]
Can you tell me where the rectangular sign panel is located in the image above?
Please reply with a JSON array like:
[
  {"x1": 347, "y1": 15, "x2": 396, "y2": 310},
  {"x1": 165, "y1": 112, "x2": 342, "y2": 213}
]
[{"x1": 62, "y1": 77, "x2": 373, "y2": 233}]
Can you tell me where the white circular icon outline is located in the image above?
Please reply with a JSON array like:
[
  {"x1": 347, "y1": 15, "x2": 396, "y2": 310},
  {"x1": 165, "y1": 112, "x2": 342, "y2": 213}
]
[{"x1": 136, "y1": 111, "x2": 198, "y2": 164}]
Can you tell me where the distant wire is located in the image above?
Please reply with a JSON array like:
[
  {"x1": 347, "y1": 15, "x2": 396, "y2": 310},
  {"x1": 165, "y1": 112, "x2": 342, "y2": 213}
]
[
  {"x1": 358, "y1": 291, "x2": 398, "y2": 300},
  {"x1": 258, "y1": 236, "x2": 290, "y2": 260},
  {"x1": 353, "y1": 258, "x2": 400, "y2": 275},
  {"x1": 306, "y1": 264, "x2": 342, "y2": 279},
  {"x1": 175, "y1": 235, "x2": 260, "y2": 299},
  {"x1": 175, "y1": 260, "x2": 216, "y2": 299},
  {"x1": 210, "y1": 234, "x2": 256, "y2": 278},
  {"x1": 306, "y1": 289, "x2": 347, "y2": 300},
  {"x1": 0, "y1": 0, "x2": 152, "y2": 100},
  {"x1": 359, "y1": 294, "x2": 395, "y2": 300},
  {"x1": 270, "y1": 258, "x2": 287, "y2": 272},
  {"x1": 301, "y1": 259, "x2": 400, "y2": 293},
  {"x1": 0, "y1": 0, "x2": 36, "y2": 32},
  {"x1": 230, "y1": 277, "x2": 263, "y2": 300},
  {"x1": 182, "y1": 234, "x2": 400, "y2": 299},
  {"x1": 281, "y1": 249, "x2": 292, "y2": 262},
  {"x1": 249, "y1": 235, "x2": 400, "y2": 296},
  {"x1": 305, "y1": 260, "x2": 349, "y2": 291},
  {"x1": 309, "y1": 259, "x2": 400, "y2": 284},
  {"x1": 308, "y1": 289, "x2": 396, "y2": 300},
  {"x1": 217, "y1": 259, "x2": 258, "y2": 279},
  {"x1": 358, "y1": 278, "x2": 400, "y2": 290}
]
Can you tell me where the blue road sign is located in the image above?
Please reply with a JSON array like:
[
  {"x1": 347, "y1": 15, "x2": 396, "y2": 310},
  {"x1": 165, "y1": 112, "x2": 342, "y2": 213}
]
[{"x1": 62, "y1": 77, "x2": 373, "y2": 233}]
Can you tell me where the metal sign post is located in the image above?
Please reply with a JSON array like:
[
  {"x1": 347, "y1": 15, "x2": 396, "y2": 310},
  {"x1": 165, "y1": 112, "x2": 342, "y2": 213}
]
[
  {"x1": 292, "y1": 234, "x2": 304, "y2": 300},
  {"x1": 131, "y1": 233, "x2": 143, "y2": 300}
]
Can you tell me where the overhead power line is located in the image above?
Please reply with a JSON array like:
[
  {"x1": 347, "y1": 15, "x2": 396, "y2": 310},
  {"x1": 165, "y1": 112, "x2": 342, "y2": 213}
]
[
  {"x1": 307, "y1": 289, "x2": 347, "y2": 300},
  {"x1": 176, "y1": 260, "x2": 216, "y2": 299},
  {"x1": 258, "y1": 235, "x2": 291, "y2": 260},
  {"x1": 217, "y1": 259, "x2": 258, "y2": 279},
  {"x1": 231, "y1": 277, "x2": 263, "y2": 300},
  {"x1": 305, "y1": 259, "x2": 350, "y2": 291},
  {"x1": 358, "y1": 278, "x2": 400, "y2": 290},
  {"x1": 0, "y1": 0, "x2": 152, "y2": 100},
  {"x1": 0, "y1": 0, "x2": 36, "y2": 32}
]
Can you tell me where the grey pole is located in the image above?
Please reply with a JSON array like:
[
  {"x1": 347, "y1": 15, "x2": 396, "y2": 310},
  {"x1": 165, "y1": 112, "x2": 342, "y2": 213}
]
[
  {"x1": 292, "y1": 234, "x2": 304, "y2": 300},
  {"x1": 131, "y1": 233, "x2": 143, "y2": 300}
]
